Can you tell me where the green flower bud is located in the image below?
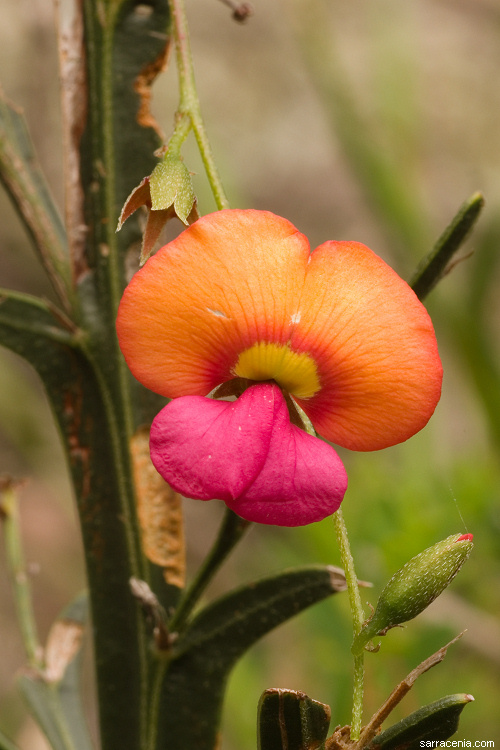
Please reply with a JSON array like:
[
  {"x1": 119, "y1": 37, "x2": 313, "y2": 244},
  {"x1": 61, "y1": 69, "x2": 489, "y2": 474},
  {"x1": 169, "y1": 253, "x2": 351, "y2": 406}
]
[
  {"x1": 149, "y1": 156, "x2": 197, "y2": 225},
  {"x1": 352, "y1": 533, "x2": 473, "y2": 654}
]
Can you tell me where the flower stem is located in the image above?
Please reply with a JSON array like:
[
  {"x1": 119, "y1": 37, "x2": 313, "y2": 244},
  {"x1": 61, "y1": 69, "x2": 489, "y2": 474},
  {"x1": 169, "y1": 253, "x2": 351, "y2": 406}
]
[
  {"x1": 169, "y1": 509, "x2": 250, "y2": 633},
  {"x1": 333, "y1": 509, "x2": 365, "y2": 740},
  {"x1": 169, "y1": 0, "x2": 230, "y2": 210},
  {"x1": 166, "y1": 112, "x2": 193, "y2": 157},
  {"x1": 0, "y1": 480, "x2": 43, "y2": 669}
]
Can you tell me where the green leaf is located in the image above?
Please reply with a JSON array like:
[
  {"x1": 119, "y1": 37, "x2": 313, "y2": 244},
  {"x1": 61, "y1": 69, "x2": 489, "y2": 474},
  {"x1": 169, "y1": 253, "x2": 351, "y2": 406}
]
[
  {"x1": 52, "y1": 594, "x2": 94, "y2": 750},
  {"x1": 18, "y1": 593, "x2": 94, "y2": 750},
  {"x1": 367, "y1": 694, "x2": 474, "y2": 749},
  {"x1": 173, "y1": 565, "x2": 346, "y2": 660},
  {"x1": 0, "y1": 91, "x2": 71, "y2": 310},
  {"x1": 18, "y1": 678, "x2": 74, "y2": 750},
  {"x1": 0, "y1": 289, "x2": 78, "y2": 348},
  {"x1": 151, "y1": 566, "x2": 346, "y2": 750},
  {"x1": 410, "y1": 192, "x2": 485, "y2": 301},
  {"x1": 257, "y1": 689, "x2": 331, "y2": 750}
]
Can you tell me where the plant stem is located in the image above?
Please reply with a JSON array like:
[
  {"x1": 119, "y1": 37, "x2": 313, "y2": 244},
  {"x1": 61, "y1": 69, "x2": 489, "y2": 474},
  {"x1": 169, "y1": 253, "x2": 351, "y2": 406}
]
[
  {"x1": 169, "y1": 509, "x2": 250, "y2": 633},
  {"x1": 0, "y1": 481, "x2": 43, "y2": 669},
  {"x1": 147, "y1": 510, "x2": 250, "y2": 749},
  {"x1": 169, "y1": 0, "x2": 230, "y2": 210},
  {"x1": 167, "y1": 112, "x2": 192, "y2": 156},
  {"x1": 333, "y1": 509, "x2": 365, "y2": 740}
]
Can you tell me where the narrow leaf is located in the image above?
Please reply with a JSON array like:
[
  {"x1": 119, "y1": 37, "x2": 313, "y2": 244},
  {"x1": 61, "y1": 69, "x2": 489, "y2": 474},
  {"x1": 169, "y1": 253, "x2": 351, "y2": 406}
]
[
  {"x1": 18, "y1": 677, "x2": 72, "y2": 750},
  {"x1": 258, "y1": 689, "x2": 331, "y2": 750},
  {"x1": 410, "y1": 192, "x2": 485, "y2": 300},
  {"x1": 173, "y1": 566, "x2": 347, "y2": 660},
  {"x1": 18, "y1": 593, "x2": 94, "y2": 750},
  {"x1": 51, "y1": 594, "x2": 94, "y2": 750},
  {"x1": 152, "y1": 566, "x2": 346, "y2": 750},
  {"x1": 0, "y1": 91, "x2": 71, "y2": 310},
  {"x1": 0, "y1": 289, "x2": 77, "y2": 348},
  {"x1": 367, "y1": 693, "x2": 474, "y2": 749},
  {"x1": 355, "y1": 633, "x2": 464, "y2": 748}
]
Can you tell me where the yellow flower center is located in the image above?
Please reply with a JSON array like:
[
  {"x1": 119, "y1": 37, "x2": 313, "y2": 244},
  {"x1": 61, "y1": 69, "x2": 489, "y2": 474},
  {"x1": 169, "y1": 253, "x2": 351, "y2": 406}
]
[{"x1": 233, "y1": 342, "x2": 320, "y2": 399}]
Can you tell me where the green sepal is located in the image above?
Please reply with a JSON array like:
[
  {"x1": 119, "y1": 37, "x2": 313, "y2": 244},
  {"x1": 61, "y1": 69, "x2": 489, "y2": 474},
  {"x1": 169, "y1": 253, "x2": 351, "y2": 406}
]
[
  {"x1": 149, "y1": 156, "x2": 197, "y2": 224},
  {"x1": 18, "y1": 593, "x2": 94, "y2": 750},
  {"x1": 257, "y1": 689, "x2": 331, "y2": 750},
  {"x1": 152, "y1": 566, "x2": 346, "y2": 750},
  {"x1": 367, "y1": 693, "x2": 474, "y2": 749}
]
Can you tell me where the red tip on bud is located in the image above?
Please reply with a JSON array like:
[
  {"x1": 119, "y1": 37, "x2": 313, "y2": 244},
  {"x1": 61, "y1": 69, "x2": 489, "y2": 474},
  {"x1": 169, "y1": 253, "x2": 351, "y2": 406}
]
[{"x1": 352, "y1": 532, "x2": 474, "y2": 655}]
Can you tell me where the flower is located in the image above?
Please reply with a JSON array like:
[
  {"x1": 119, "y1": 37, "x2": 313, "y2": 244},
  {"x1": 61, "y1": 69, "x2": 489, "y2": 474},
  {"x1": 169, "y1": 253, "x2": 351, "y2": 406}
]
[{"x1": 116, "y1": 209, "x2": 442, "y2": 526}]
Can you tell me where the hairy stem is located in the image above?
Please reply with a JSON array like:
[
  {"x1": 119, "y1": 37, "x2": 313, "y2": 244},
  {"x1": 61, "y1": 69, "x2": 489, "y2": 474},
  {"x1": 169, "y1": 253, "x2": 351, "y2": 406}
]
[
  {"x1": 333, "y1": 509, "x2": 365, "y2": 740},
  {"x1": 169, "y1": 0, "x2": 230, "y2": 209}
]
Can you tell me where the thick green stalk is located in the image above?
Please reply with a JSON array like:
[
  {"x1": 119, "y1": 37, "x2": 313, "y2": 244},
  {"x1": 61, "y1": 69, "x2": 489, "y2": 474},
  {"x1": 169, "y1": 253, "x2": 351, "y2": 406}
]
[
  {"x1": 58, "y1": 0, "x2": 172, "y2": 747},
  {"x1": 76, "y1": 7, "x2": 148, "y2": 748}
]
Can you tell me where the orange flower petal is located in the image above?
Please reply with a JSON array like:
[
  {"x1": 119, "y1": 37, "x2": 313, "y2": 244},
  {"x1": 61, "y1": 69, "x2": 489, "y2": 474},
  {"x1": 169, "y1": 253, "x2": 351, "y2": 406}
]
[
  {"x1": 116, "y1": 209, "x2": 310, "y2": 397},
  {"x1": 290, "y1": 240, "x2": 442, "y2": 450}
]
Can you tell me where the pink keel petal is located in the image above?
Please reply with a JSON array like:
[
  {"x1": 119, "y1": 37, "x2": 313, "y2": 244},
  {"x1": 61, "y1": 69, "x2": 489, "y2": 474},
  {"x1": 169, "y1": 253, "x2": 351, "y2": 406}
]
[
  {"x1": 150, "y1": 387, "x2": 274, "y2": 502},
  {"x1": 150, "y1": 383, "x2": 348, "y2": 527},
  {"x1": 229, "y1": 393, "x2": 347, "y2": 527}
]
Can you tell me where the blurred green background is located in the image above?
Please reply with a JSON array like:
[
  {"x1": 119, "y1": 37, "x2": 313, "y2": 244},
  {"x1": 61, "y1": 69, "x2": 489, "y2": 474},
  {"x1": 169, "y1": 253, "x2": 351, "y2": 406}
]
[{"x1": 1, "y1": 0, "x2": 499, "y2": 746}]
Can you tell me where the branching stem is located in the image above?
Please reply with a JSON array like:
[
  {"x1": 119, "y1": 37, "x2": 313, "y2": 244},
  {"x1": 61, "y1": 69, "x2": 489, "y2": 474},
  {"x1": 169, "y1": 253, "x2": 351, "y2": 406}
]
[{"x1": 169, "y1": 0, "x2": 230, "y2": 210}]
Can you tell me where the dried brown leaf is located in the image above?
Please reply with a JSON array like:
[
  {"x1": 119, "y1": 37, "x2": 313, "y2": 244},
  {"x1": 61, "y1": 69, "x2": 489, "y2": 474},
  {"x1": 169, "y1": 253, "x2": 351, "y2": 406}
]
[
  {"x1": 131, "y1": 426, "x2": 185, "y2": 588},
  {"x1": 44, "y1": 619, "x2": 84, "y2": 684}
]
